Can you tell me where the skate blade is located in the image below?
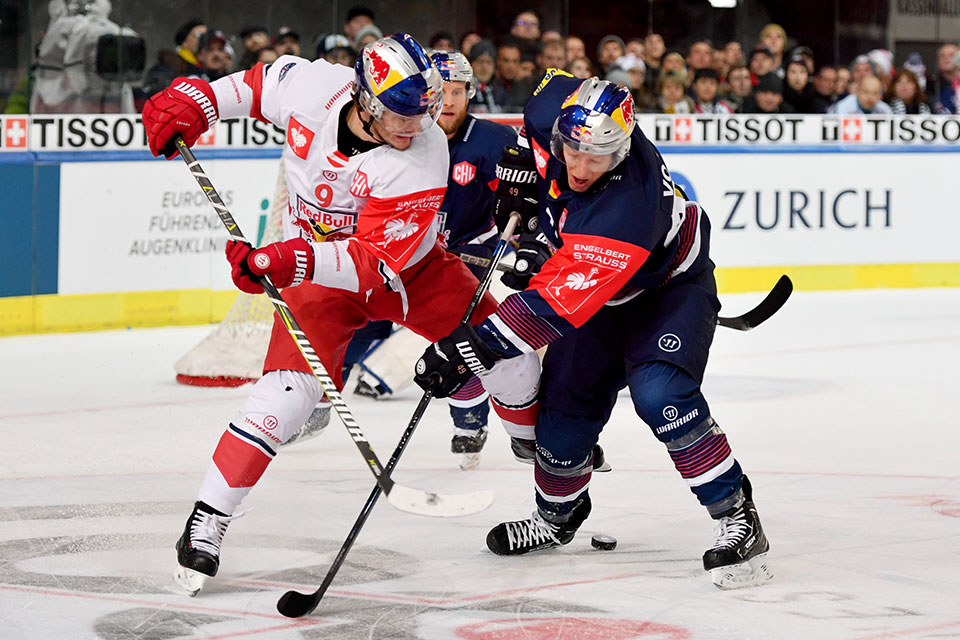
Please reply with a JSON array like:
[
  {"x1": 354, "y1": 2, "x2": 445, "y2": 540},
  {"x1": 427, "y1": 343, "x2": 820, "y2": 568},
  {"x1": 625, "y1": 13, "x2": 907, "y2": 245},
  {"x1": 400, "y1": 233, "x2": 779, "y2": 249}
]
[
  {"x1": 174, "y1": 565, "x2": 208, "y2": 597},
  {"x1": 593, "y1": 460, "x2": 612, "y2": 472},
  {"x1": 459, "y1": 452, "x2": 482, "y2": 471},
  {"x1": 710, "y1": 553, "x2": 773, "y2": 589}
]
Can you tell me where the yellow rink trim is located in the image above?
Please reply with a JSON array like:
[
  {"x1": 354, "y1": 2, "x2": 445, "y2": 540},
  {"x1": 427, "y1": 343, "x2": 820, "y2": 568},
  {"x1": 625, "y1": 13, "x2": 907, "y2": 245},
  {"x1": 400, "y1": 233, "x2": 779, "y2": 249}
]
[
  {"x1": 0, "y1": 263, "x2": 958, "y2": 336},
  {"x1": 0, "y1": 289, "x2": 240, "y2": 336}
]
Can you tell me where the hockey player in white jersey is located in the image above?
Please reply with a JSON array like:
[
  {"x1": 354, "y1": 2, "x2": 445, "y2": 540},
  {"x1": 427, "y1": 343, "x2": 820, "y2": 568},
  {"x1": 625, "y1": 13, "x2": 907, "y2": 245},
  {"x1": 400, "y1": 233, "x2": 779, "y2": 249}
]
[{"x1": 141, "y1": 33, "x2": 541, "y2": 596}]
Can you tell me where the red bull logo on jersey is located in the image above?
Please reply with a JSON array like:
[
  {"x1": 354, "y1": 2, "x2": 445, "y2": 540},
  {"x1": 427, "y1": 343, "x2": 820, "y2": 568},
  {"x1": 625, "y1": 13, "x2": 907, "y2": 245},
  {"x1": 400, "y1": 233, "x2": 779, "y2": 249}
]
[
  {"x1": 293, "y1": 195, "x2": 356, "y2": 242},
  {"x1": 452, "y1": 161, "x2": 476, "y2": 186}
]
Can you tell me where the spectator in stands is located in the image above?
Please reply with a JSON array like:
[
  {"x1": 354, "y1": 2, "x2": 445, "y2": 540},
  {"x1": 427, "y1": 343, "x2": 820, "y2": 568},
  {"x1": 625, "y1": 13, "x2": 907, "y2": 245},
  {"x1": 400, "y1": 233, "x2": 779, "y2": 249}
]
[
  {"x1": 849, "y1": 55, "x2": 875, "y2": 92},
  {"x1": 141, "y1": 19, "x2": 205, "y2": 98},
  {"x1": 790, "y1": 45, "x2": 815, "y2": 75},
  {"x1": 460, "y1": 32, "x2": 482, "y2": 57},
  {"x1": 324, "y1": 45, "x2": 357, "y2": 68},
  {"x1": 643, "y1": 33, "x2": 666, "y2": 93},
  {"x1": 566, "y1": 35, "x2": 586, "y2": 62},
  {"x1": 724, "y1": 62, "x2": 753, "y2": 110},
  {"x1": 605, "y1": 66, "x2": 630, "y2": 90},
  {"x1": 542, "y1": 30, "x2": 563, "y2": 43},
  {"x1": 749, "y1": 47, "x2": 775, "y2": 84},
  {"x1": 510, "y1": 9, "x2": 542, "y2": 49},
  {"x1": 691, "y1": 68, "x2": 733, "y2": 113},
  {"x1": 783, "y1": 55, "x2": 816, "y2": 112},
  {"x1": 746, "y1": 73, "x2": 794, "y2": 113},
  {"x1": 723, "y1": 41, "x2": 743, "y2": 66},
  {"x1": 274, "y1": 27, "x2": 301, "y2": 57},
  {"x1": 223, "y1": 42, "x2": 235, "y2": 72},
  {"x1": 936, "y1": 49, "x2": 960, "y2": 113},
  {"x1": 867, "y1": 49, "x2": 894, "y2": 90},
  {"x1": 935, "y1": 44, "x2": 959, "y2": 100},
  {"x1": 836, "y1": 66, "x2": 851, "y2": 97},
  {"x1": 468, "y1": 40, "x2": 503, "y2": 113},
  {"x1": 759, "y1": 23, "x2": 787, "y2": 77},
  {"x1": 902, "y1": 52, "x2": 930, "y2": 93},
  {"x1": 343, "y1": 6, "x2": 375, "y2": 42},
  {"x1": 657, "y1": 71, "x2": 695, "y2": 113},
  {"x1": 885, "y1": 69, "x2": 931, "y2": 114},
  {"x1": 626, "y1": 37, "x2": 645, "y2": 58},
  {"x1": 353, "y1": 24, "x2": 383, "y2": 51},
  {"x1": 711, "y1": 48, "x2": 729, "y2": 80},
  {"x1": 829, "y1": 75, "x2": 891, "y2": 114},
  {"x1": 597, "y1": 35, "x2": 626, "y2": 75},
  {"x1": 257, "y1": 47, "x2": 279, "y2": 65},
  {"x1": 238, "y1": 25, "x2": 269, "y2": 70},
  {"x1": 315, "y1": 33, "x2": 350, "y2": 60},
  {"x1": 568, "y1": 56, "x2": 594, "y2": 79},
  {"x1": 661, "y1": 51, "x2": 687, "y2": 76},
  {"x1": 687, "y1": 40, "x2": 713, "y2": 73},
  {"x1": 494, "y1": 40, "x2": 536, "y2": 108},
  {"x1": 538, "y1": 39, "x2": 567, "y2": 72},
  {"x1": 430, "y1": 31, "x2": 455, "y2": 51},
  {"x1": 812, "y1": 65, "x2": 838, "y2": 112},
  {"x1": 197, "y1": 30, "x2": 229, "y2": 81}
]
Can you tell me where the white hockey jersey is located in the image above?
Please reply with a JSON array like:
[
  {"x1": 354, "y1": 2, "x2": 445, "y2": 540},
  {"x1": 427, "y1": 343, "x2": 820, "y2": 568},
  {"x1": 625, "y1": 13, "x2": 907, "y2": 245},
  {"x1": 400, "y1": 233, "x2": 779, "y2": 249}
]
[{"x1": 210, "y1": 56, "x2": 449, "y2": 293}]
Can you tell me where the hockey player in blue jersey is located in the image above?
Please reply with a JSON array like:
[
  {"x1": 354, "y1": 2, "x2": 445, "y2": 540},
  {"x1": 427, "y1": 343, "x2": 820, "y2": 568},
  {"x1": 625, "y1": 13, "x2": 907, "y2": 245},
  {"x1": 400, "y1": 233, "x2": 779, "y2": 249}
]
[
  {"x1": 344, "y1": 50, "x2": 518, "y2": 469},
  {"x1": 414, "y1": 73, "x2": 772, "y2": 588}
]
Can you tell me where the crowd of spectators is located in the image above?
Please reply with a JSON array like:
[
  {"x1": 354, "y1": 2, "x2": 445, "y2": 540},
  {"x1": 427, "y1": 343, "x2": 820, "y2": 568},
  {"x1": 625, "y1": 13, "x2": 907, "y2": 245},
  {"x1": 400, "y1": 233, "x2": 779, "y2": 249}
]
[{"x1": 6, "y1": 4, "x2": 960, "y2": 116}]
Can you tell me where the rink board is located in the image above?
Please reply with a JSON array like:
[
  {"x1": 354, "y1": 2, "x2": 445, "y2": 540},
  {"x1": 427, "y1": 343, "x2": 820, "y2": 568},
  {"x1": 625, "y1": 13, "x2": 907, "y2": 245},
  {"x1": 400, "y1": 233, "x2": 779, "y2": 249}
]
[{"x1": 2, "y1": 114, "x2": 959, "y2": 334}]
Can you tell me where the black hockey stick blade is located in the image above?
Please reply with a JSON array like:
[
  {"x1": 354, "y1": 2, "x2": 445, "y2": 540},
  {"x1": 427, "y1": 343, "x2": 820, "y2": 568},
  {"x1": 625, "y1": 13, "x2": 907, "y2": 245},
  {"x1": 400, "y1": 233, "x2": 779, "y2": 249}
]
[
  {"x1": 277, "y1": 586, "x2": 323, "y2": 619},
  {"x1": 717, "y1": 275, "x2": 793, "y2": 331}
]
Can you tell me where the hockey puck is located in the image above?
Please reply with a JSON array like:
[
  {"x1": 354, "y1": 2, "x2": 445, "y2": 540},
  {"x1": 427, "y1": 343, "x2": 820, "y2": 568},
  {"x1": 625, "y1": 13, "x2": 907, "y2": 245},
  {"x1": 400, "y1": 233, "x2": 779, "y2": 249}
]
[{"x1": 591, "y1": 534, "x2": 617, "y2": 551}]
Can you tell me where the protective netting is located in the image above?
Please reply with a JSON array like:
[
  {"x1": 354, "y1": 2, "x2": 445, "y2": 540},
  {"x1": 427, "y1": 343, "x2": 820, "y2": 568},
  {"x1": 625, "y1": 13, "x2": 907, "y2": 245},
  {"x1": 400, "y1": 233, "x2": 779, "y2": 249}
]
[{"x1": 174, "y1": 159, "x2": 286, "y2": 386}]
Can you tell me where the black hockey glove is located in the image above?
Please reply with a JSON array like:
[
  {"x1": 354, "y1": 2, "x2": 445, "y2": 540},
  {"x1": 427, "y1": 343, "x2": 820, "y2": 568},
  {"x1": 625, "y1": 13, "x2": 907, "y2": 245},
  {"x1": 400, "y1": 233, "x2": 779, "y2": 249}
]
[
  {"x1": 414, "y1": 324, "x2": 499, "y2": 398},
  {"x1": 493, "y1": 146, "x2": 539, "y2": 234},
  {"x1": 501, "y1": 232, "x2": 552, "y2": 291}
]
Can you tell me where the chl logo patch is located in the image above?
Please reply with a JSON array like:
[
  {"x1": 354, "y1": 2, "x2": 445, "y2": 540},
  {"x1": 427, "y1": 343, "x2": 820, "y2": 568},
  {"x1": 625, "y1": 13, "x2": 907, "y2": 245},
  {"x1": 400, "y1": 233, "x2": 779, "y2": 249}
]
[
  {"x1": 658, "y1": 333, "x2": 681, "y2": 352},
  {"x1": 452, "y1": 161, "x2": 476, "y2": 186},
  {"x1": 350, "y1": 170, "x2": 371, "y2": 198}
]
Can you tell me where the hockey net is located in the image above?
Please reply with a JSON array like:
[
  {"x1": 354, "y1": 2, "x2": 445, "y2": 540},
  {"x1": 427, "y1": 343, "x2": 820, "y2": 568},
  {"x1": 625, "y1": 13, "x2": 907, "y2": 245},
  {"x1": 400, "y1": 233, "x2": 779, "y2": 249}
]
[{"x1": 174, "y1": 159, "x2": 286, "y2": 387}]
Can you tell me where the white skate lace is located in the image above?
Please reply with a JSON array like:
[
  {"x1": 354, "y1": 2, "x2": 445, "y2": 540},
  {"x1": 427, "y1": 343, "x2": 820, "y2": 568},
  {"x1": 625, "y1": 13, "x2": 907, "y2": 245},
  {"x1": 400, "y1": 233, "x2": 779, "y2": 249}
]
[
  {"x1": 505, "y1": 511, "x2": 561, "y2": 551},
  {"x1": 710, "y1": 509, "x2": 751, "y2": 551},
  {"x1": 190, "y1": 508, "x2": 246, "y2": 557}
]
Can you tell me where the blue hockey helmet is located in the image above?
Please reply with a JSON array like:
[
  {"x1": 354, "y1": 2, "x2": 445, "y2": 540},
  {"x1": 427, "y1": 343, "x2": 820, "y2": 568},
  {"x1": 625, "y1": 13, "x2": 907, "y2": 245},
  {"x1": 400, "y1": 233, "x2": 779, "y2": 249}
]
[
  {"x1": 428, "y1": 50, "x2": 476, "y2": 99},
  {"x1": 550, "y1": 77, "x2": 636, "y2": 171},
  {"x1": 354, "y1": 33, "x2": 443, "y2": 134}
]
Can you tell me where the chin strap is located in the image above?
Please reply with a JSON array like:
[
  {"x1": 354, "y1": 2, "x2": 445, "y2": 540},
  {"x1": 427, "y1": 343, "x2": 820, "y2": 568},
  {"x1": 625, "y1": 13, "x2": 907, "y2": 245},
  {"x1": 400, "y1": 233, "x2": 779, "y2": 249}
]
[{"x1": 357, "y1": 105, "x2": 387, "y2": 144}]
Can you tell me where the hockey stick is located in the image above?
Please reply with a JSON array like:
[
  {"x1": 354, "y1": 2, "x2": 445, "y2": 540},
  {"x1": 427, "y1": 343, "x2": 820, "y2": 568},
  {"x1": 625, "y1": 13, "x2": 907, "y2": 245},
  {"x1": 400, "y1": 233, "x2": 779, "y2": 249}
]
[
  {"x1": 171, "y1": 136, "x2": 492, "y2": 518},
  {"x1": 490, "y1": 262, "x2": 792, "y2": 332},
  {"x1": 277, "y1": 213, "x2": 522, "y2": 618},
  {"x1": 717, "y1": 275, "x2": 793, "y2": 331}
]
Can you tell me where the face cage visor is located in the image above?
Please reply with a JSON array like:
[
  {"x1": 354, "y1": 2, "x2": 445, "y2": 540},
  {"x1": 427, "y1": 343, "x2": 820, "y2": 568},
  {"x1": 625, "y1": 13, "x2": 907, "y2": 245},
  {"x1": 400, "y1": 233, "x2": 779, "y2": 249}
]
[
  {"x1": 360, "y1": 70, "x2": 443, "y2": 136},
  {"x1": 549, "y1": 116, "x2": 630, "y2": 173}
]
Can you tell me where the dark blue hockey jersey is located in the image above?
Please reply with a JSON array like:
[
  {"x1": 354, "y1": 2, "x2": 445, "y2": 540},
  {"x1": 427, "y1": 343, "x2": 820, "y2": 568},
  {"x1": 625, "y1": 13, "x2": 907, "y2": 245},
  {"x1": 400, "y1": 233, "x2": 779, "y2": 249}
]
[
  {"x1": 476, "y1": 70, "x2": 712, "y2": 358},
  {"x1": 439, "y1": 115, "x2": 517, "y2": 250}
]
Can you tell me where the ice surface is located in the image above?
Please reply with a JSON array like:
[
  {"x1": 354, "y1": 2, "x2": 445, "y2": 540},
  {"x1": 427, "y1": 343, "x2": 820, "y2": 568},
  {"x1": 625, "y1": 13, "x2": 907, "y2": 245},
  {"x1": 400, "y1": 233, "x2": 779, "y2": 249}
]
[{"x1": 1, "y1": 288, "x2": 958, "y2": 639}]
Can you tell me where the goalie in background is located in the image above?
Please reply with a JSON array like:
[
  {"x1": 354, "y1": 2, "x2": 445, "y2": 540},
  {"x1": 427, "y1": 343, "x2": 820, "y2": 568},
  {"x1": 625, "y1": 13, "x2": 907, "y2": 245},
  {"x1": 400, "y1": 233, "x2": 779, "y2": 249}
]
[{"x1": 341, "y1": 50, "x2": 520, "y2": 471}]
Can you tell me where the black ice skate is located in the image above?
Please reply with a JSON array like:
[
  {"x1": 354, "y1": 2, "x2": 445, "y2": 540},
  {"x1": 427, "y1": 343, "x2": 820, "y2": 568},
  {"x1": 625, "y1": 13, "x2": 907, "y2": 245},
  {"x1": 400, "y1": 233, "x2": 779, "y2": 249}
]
[
  {"x1": 510, "y1": 437, "x2": 611, "y2": 472},
  {"x1": 174, "y1": 501, "x2": 242, "y2": 596},
  {"x1": 354, "y1": 376, "x2": 389, "y2": 399},
  {"x1": 451, "y1": 427, "x2": 488, "y2": 470},
  {"x1": 702, "y1": 476, "x2": 772, "y2": 589},
  {"x1": 486, "y1": 497, "x2": 591, "y2": 555}
]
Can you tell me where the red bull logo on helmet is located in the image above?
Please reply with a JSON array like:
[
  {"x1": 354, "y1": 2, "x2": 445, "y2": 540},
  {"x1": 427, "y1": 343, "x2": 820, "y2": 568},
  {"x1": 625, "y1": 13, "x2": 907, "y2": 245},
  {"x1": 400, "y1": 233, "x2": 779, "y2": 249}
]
[{"x1": 367, "y1": 47, "x2": 391, "y2": 89}]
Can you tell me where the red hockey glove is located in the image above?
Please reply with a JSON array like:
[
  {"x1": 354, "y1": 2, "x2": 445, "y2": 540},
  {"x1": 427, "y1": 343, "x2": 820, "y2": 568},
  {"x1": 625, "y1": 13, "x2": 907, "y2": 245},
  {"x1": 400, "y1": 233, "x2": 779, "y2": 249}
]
[
  {"x1": 247, "y1": 238, "x2": 316, "y2": 289},
  {"x1": 225, "y1": 240, "x2": 264, "y2": 294},
  {"x1": 142, "y1": 77, "x2": 219, "y2": 158}
]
